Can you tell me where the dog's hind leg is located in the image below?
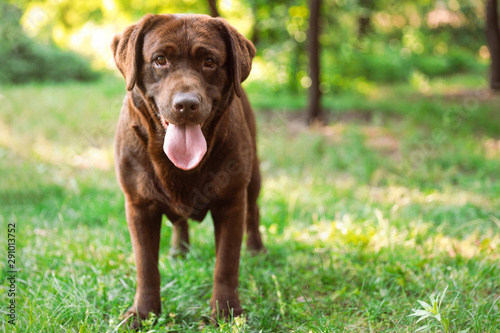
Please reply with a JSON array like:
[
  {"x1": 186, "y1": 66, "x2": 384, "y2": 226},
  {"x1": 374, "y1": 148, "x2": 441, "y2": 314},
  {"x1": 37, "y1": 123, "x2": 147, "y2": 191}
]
[
  {"x1": 169, "y1": 218, "x2": 189, "y2": 256},
  {"x1": 245, "y1": 157, "x2": 265, "y2": 253}
]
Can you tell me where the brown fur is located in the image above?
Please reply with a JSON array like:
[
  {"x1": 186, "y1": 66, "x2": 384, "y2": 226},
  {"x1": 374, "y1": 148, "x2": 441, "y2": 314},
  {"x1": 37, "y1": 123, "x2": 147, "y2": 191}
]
[{"x1": 110, "y1": 14, "x2": 265, "y2": 327}]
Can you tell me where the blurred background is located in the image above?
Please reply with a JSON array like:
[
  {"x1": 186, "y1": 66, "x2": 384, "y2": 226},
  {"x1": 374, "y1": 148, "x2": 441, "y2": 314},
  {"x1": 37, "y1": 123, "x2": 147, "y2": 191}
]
[
  {"x1": 1, "y1": 1, "x2": 500, "y2": 332},
  {"x1": 1, "y1": 0, "x2": 496, "y2": 95}
]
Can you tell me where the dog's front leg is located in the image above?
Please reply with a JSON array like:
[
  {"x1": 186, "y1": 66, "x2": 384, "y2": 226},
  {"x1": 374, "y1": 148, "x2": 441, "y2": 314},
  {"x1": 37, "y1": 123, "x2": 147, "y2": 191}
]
[
  {"x1": 210, "y1": 190, "x2": 246, "y2": 321},
  {"x1": 123, "y1": 199, "x2": 163, "y2": 328}
]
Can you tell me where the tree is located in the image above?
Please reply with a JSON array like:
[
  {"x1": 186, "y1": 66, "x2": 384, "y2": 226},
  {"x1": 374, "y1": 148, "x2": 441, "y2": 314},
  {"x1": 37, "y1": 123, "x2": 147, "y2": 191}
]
[
  {"x1": 357, "y1": 0, "x2": 373, "y2": 39},
  {"x1": 486, "y1": 0, "x2": 500, "y2": 91},
  {"x1": 208, "y1": 0, "x2": 220, "y2": 17},
  {"x1": 249, "y1": 0, "x2": 261, "y2": 45},
  {"x1": 306, "y1": 0, "x2": 323, "y2": 124}
]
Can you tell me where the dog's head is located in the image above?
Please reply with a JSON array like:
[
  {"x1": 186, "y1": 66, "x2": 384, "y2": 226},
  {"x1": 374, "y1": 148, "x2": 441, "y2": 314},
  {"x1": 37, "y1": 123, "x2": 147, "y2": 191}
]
[{"x1": 111, "y1": 14, "x2": 255, "y2": 170}]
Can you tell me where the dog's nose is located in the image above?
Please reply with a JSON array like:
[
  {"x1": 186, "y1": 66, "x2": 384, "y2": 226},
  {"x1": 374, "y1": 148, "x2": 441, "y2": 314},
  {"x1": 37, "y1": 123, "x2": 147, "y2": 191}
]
[{"x1": 172, "y1": 92, "x2": 200, "y2": 113}]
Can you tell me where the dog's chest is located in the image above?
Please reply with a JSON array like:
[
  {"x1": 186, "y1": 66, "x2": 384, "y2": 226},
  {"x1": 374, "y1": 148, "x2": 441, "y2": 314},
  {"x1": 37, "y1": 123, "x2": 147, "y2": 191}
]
[
  {"x1": 162, "y1": 180, "x2": 209, "y2": 221},
  {"x1": 157, "y1": 167, "x2": 229, "y2": 221}
]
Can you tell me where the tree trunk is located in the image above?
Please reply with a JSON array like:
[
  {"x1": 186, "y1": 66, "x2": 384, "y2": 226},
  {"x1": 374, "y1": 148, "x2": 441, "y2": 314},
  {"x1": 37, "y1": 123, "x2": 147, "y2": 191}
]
[
  {"x1": 358, "y1": 16, "x2": 370, "y2": 38},
  {"x1": 250, "y1": 2, "x2": 260, "y2": 45},
  {"x1": 357, "y1": 0, "x2": 372, "y2": 39},
  {"x1": 208, "y1": 0, "x2": 220, "y2": 17},
  {"x1": 307, "y1": 0, "x2": 323, "y2": 124},
  {"x1": 487, "y1": 0, "x2": 500, "y2": 91}
]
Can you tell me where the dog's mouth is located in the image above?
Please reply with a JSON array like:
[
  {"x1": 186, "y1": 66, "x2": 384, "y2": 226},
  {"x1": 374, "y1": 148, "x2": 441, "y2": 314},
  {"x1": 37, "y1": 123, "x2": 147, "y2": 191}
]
[{"x1": 160, "y1": 115, "x2": 207, "y2": 171}]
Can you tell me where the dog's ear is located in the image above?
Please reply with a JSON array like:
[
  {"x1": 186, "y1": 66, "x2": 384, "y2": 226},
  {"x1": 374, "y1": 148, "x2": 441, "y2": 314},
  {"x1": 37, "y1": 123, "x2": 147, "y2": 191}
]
[
  {"x1": 110, "y1": 14, "x2": 155, "y2": 91},
  {"x1": 215, "y1": 18, "x2": 256, "y2": 98}
]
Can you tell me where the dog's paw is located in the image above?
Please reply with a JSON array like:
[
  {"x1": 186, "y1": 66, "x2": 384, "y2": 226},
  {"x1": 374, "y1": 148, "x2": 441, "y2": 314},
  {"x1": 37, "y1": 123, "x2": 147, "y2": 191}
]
[
  {"x1": 210, "y1": 297, "x2": 243, "y2": 325},
  {"x1": 169, "y1": 243, "x2": 189, "y2": 257},
  {"x1": 120, "y1": 308, "x2": 141, "y2": 330},
  {"x1": 210, "y1": 305, "x2": 243, "y2": 325},
  {"x1": 246, "y1": 242, "x2": 267, "y2": 255},
  {"x1": 246, "y1": 233, "x2": 266, "y2": 255},
  {"x1": 120, "y1": 305, "x2": 160, "y2": 330}
]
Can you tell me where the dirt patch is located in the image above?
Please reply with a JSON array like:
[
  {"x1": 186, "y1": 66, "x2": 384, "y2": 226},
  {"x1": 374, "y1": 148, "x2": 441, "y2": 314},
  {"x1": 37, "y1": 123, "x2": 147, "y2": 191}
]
[
  {"x1": 317, "y1": 123, "x2": 401, "y2": 159},
  {"x1": 258, "y1": 109, "x2": 402, "y2": 159},
  {"x1": 439, "y1": 88, "x2": 496, "y2": 101}
]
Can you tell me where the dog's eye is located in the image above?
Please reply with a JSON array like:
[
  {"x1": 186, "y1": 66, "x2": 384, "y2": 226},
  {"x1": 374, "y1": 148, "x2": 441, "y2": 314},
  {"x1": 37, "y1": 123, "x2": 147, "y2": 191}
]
[
  {"x1": 203, "y1": 58, "x2": 216, "y2": 69},
  {"x1": 154, "y1": 56, "x2": 168, "y2": 67}
]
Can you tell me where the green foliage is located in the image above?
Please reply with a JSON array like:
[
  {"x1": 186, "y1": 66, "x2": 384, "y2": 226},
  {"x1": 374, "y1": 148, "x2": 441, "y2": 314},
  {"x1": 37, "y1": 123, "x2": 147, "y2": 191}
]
[
  {"x1": 0, "y1": 3, "x2": 99, "y2": 84},
  {"x1": 248, "y1": 0, "x2": 486, "y2": 91},
  {"x1": 409, "y1": 286, "x2": 471, "y2": 333},
  {"x1": 410, "y1": 286, "x2": 452, "y2": 332},
  {"x1": 6, "y1": 0, "x2": 489, "y2": 88},
  {"x1": 326, "y1": 46, "x2": 481, "y2": 88}
]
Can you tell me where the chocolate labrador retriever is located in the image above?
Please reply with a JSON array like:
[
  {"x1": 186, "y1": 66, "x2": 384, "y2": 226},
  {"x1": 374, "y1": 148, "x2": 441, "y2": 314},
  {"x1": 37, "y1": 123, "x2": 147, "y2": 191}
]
[{"x1": 110, "y1": 14, "x2": 265, "y2": 327}]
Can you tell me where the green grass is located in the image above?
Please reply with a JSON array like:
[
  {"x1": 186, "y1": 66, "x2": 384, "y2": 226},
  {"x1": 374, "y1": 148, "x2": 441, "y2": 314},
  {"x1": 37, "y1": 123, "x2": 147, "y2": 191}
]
[{"x1": 0, "y1": 73, "x2": 499, "y2": 332}]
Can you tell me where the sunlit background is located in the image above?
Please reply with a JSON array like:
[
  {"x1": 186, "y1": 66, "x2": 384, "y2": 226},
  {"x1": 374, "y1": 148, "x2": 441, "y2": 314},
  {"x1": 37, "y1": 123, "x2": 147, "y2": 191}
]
[{"x1": 5, "y1": 0, "x2": 492, "y2": 90}]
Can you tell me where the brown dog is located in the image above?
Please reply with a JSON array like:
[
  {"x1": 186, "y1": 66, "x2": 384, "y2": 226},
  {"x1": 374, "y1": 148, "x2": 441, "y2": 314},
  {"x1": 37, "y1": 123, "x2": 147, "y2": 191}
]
[{"x1": 110, "y1": 14, "x2": 265, "y2": 327}]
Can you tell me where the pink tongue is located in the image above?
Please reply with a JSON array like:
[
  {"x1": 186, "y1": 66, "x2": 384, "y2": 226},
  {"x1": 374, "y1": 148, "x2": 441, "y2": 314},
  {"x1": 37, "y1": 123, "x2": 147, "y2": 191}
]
[{"x1": 163, "y1": 124, "x2": 207, "y2": 170}]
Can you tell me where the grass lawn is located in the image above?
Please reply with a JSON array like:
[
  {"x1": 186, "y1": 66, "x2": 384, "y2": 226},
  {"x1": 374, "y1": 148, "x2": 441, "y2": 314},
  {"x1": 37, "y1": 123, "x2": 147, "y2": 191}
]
[{"x1": 0, "y1": 73, "x2": 499, "y2": 332}]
